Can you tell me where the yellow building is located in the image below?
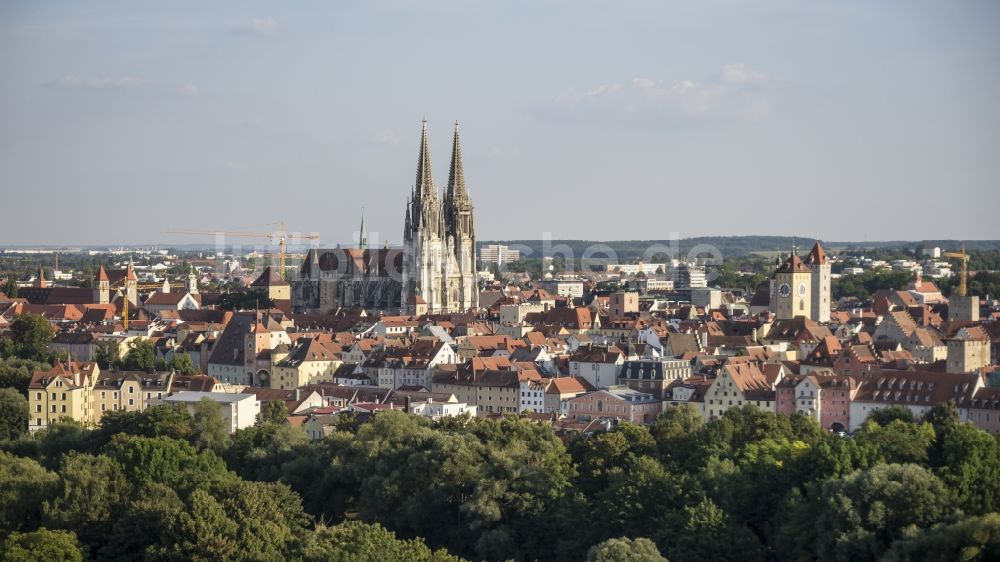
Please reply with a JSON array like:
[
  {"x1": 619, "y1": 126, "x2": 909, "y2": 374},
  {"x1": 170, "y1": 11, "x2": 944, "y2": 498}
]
[
  {"x1": 773, "y1": 252, "x2": 812, "y2": 320},
  {"x1": 28, "y1": 361, "x2": 100, "y2": 432},
  {"x1": 271, "y1": 337, "x2": 343, "y2": 390}
]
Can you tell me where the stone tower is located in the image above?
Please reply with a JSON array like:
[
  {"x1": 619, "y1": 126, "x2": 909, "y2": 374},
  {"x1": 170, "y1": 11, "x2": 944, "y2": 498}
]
[
  {"x1": 443, "y1": 122, "x2": 478, "y2": 312},
  {"x1": 93, "y1": 265, "x2": 110, "y2": 304},
  {"x1": 804, "y1": 242, "x2": 831, "y2": 323},
  {"x1": 402, "y1": 121, "x2": 478, "y2": 314},
  {"x1": 773, "y1": 250, "x2": 812, "y2": 320}
]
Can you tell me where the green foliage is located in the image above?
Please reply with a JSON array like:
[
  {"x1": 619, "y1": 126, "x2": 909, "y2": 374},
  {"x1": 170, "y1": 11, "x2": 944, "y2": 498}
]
[
  {"x1": 585, "y1": 537, "x2": 668, "y2": 562},
  {"x1": 812, "y1": 463, "x2": 953, "y2": 562},
  {"x1": 1, "y1": 279, "x2": 17, "y2": 299},
  {"x1": 192, "y1": 398, "x2": 230, "y2": 452},
  {"x1": 43, "y1": 453, "x2": 132, "y2": 548},
  {"x1": 92, "y1": 340, "x2": 121, "y2": 370},
  {"x1": 881, "y1": 512, "x2": 1000, "y2": 562},
  {"x1": 104, "y1": 434, "x2": 233, "y2": 495},
  {"x1": 6, "y1": 314, "x2": 54, "y2": 362},
  {"x1": 832, "y1": 269, "x2": 915, "y2": 300},
  {"x1": 122, "y1": 339, "x2": 155, "y2": 372},
  {"x1": 303, "y1": 521, "x2": 466, "y2": 562},
  {"x1": 0, "y1": 395, "x2": 998, "y2": 561},
  {"x1": 257, "y1": 400, "x2": 289, "y2": 426},
  {"x1": 0, "y1": 452, "x2": 59, "y2": 534},
  {"x1": 0, "y1": 528, "x2": 83, "y2": 562},
  {"x1": 168, "y1": 352, "x2": 197, "y2": 375},
  {"x1": 853, "y1": 420, "x2": 935, "y2": 465},
  {"x1": 868, "y1": 405, "x2": 915, "y2": 426},
  {"x1": 217, "y1": 291, "x2": 274, "y2": 311},
  {"x1": 0, "y1": 388, "x2": 28, "y2": 441},
  {"x1": 0, "y1": 358, "x2": 49, "y2": 395},
  {"x1": 98, "y1": 405, "x2": 194, "y2": 442}
]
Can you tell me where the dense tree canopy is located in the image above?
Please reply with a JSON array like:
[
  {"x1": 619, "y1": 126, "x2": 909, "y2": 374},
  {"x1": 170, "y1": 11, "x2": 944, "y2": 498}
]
[{"x1": 0, "y1": 400, "x2": 998, "y2": 561}]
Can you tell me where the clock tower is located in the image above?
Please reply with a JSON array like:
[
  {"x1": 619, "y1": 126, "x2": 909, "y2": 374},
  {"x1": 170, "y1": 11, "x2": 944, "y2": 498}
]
[{"x1": 773, "y1": 250, "x2": 812, "y2": 320}]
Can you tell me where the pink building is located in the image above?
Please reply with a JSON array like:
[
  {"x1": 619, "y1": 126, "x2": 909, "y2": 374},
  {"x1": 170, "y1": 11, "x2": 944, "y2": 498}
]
[{"x1": 567, "y1": 386, "x2": 661, "y2": 425}]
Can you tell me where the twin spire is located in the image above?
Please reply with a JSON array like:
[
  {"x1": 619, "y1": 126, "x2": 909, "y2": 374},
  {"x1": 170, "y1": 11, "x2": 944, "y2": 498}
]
[{"x1": 406, "y1": 120, "x2": 471, "y2": 241}]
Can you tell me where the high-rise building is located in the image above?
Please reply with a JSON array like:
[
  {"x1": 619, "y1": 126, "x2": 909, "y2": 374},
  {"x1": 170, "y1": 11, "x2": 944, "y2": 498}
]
[{"x1": 479, "y1": 244, "x2": 521, "y2": 266}]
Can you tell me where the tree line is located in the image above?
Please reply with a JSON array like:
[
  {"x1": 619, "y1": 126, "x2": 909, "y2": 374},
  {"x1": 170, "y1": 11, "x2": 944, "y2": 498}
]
[{"x1": 1, "y1": 397, "x2": 999, "y2": 561}]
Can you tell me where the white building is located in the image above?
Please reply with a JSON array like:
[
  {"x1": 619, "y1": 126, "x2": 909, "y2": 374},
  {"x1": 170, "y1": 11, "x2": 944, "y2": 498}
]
[
  {"x1": 165, "y1": 391, "x2": 260, "y2": 432},
  {"x1": 410, "y1": 397, "x2": 477, "y2": 420}
]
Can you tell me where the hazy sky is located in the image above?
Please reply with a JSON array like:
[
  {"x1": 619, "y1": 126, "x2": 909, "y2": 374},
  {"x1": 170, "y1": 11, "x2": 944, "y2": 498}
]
[{"x1": 1, "y1": 0, "x2": 998, "y2": 247}]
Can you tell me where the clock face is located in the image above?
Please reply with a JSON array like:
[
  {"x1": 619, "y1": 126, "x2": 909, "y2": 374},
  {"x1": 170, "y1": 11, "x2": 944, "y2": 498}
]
[
  {"x1": 778, "y1": 283, "x2": 791, "y2": 298},
  {"x1": 797, "y1": 283, "x2": 808, "y2": 297}
]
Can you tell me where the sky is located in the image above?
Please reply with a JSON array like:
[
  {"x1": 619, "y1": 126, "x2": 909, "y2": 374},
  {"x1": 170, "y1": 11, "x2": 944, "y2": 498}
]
[{"x1": 1, "y1": 0, "x2": 998, "y2": 247}]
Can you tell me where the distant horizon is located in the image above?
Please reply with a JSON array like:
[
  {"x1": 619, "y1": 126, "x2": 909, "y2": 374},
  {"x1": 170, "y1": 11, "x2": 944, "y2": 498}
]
[{"x1": 2, "y1": 236, "x2": 997, "y2": 252}]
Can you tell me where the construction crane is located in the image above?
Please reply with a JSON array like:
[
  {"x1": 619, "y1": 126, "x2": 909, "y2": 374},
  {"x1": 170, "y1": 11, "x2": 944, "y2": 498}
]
[
  {"x1": 943, "y1": 245, "x2": 971, "y2": 297},
  {"x1": 167, "y1": 221, "x2": 319, "y2": 278}
]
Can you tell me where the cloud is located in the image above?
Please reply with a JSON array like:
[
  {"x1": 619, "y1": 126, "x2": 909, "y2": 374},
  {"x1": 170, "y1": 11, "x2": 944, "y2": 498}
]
[
  {"x1": 375, "y1": 128, "x2": 401, "y2": 145},
  {"x1": 235, "y1": 17, "x2": 278, "y2": 37},
  {"x1": 548, "y1": 63, "x2": 773, "y2": 121},
  {"x1": 47, "y1": 75, "x2": 150, "y2": 90},
  {"x1": 178, "y1": 84, "x2": 199, "y2": 96}
]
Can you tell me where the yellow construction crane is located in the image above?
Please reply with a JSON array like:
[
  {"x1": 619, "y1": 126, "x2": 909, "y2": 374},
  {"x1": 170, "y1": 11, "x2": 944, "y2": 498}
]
[
  {"x1": 167, "y1": 221, "x2": 319, "y2": 278},
  {"x1": 943, "y1": 244, "x2": 971, "y2": 297}
]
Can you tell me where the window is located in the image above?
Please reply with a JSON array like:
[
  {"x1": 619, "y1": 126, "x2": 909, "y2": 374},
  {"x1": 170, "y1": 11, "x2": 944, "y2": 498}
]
[
  {"x1": 50, "y1": 405, "x2": 56, "y2": 413},
  {"x1": 61, "y1": 393, "x2": 66, "y2": 400},
  {"x1": 51, "y1": 393, "x2": 56, "y2": 401},
  {"x1": 35, "y1": 392, "x2": 41, "y2": 400},
  {"x1": 35, "y1": 405, "x2": 41, "y2": 413},
  {"x1": 61, "y1": 405, "x2": 66, "y2": 413}
]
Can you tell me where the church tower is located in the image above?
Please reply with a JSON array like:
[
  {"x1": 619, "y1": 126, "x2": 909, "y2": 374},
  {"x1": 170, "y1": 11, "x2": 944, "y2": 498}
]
[
  {"x1": 773, "y1": 250, "x2": 812, "y2": 320},
  {"x1": 444, "y1": 122, "x2": 478, "y2": 312},
  {"x1": 185, "y1": 264, "x2": 199, "y2": 295},
  {"x1": 804, "y1": 242, "x2": 830, "y2": 322},
  {"x1": 93, "y1": 265, "x2": 110, "y2": 304},
  {"x1": 401, "y1": 120, "x2": 478, "y2": 314},
  {"x1": 403, "y1": 120, "x2": 446, "y2": 312}
]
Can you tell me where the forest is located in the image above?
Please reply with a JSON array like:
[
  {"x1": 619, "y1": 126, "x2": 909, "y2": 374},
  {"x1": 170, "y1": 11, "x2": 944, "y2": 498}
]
[{"x1": 1, "y1": 398, "x2": 999, "y2": 561}]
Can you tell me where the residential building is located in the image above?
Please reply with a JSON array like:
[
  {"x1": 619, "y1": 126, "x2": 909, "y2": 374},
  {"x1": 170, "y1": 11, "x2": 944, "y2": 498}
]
[{"x1": 567, "y1": 386, "x2": 662, "y2": 425}]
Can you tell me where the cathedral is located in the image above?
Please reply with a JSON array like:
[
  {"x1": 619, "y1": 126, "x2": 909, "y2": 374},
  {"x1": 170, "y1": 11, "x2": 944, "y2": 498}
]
[{"x1": 293, "y1": 121, "x2": 478, "y2": 314}]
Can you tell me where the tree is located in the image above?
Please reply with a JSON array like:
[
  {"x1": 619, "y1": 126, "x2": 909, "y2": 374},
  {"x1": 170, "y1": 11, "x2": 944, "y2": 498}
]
[
  {"x1": 93, "y1": 340, "x2": 121, "y2": 371},
  {"x1": 868, "y1": 406, "x2": 914, "y2": 426},
  {"x1": 8, "y1": 314, "x2": 54, "y2": 362},
  {"x1": 155, "y1": 481, "x2": 310, "y2": 561},
  {"x1": 43, "y1": 453, "x2": 132, "y2": 549},
  {"x1": 1, "y1": 278, "x2": 17, "y2": 299},
  {"x1": 585, "y1": 537, "x2": 667, "y2": 562},
  {"x1": 812, "y1": 463, "x2": 953, "y2": 562},
  {"x1": 217, "y1": 292, "x2": 273, "y2": 311},
  {"x1": 0, "y1": 358, "x2": 47, "y2": 395},
  {"x1": 122, "y1": 339, "x2": 155, "y2": 372},
  {"x1": 0, "y1": 528, "x2": 83, "y2": 562},
  {"x1": 929, "y1": 421, "x2": 1000, "y2": 514},
  {"x1": 0, "y1": 388, "x2": 29, "y2": 441},
  {"x1": 881, "y1": 512, "x2": 1000, "y2": 562},
  {"x1": 0, "y1": 452, "x2": 59, "y2": 534},
  {"x1": 256, "y1": 400, "x2": 288, "y2": 426},
  {"x1": 303, "y1": 521, "x2": 466, "y2": 562},
  {"x1": 192, "y1": 397, "x2": 229, "y2": 452},
  {"x1": 105, "y1": 434, "x2": 233, "y2": 495},
  {"x1": 169, "y1": 353, "x2": 198, "y2": 375}
]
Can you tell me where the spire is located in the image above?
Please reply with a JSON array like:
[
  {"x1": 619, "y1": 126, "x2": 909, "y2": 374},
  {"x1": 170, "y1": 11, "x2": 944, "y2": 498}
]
[
  {"x1": 414, "y1": 120, "x2": 436, "y2": 202},
  {"x1": 95, "y1": 265, "x2": 109, "y2": 283},
  {"x1": 359, "y1": 206, "x2": 368, "y2": 250},
  {"x1": 446, "y1": 120, "x2": 469, "y2": 205}
]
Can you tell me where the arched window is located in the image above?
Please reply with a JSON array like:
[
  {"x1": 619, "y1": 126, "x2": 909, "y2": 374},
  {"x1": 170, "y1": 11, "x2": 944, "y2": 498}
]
[{"x1": 597, "y1": 400, "x2": 603, "y2": 412}]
